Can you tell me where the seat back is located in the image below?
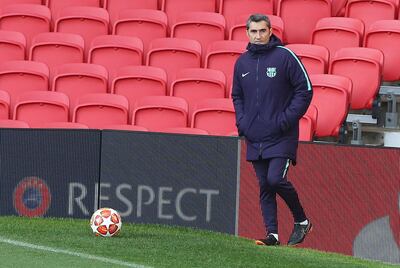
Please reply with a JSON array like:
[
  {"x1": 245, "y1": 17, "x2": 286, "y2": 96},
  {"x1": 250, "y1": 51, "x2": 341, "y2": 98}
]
[
  {"x1": 171, "y1": 68, "x2": 226, "y2": 119},
  {"x1": 171, "y1": 12, "x2": 225, "y2": 64},
  {"x1": 345, "y1": 0, "x2": 399, "y2": 31},
  {"x1": 29, "y1": 32, "x2": 84, "y2": 79},
  {"x1": 329, "y1": 47, "x2": 383, "y2": 109},
  {"x1": 219, "y1": 0, "x2": 273, "y2": 36},
  {"x1": 0, "y1": 4, "x2": 51, "y2": 48},
  {"x1": 0, "y1": 60, "x2": 49, "y2": 116},
  {"x1": 204, "y1": 40, "x2": 246, "y2": 89},
  {"x1": 161, "y1": 0, "x2": 216, "y2": 30},
  {"x1": 52, "y1": 63, "x2": 108, "y2": 116},
  {"x1": 111, "y1": 65, "x2": 167, "y2": 120},
  {"x1": 364, "y1": 19, "x2": 400, "y2": 82},
  {"x1": 0, "y1": 30, "x2": 26, "y2": 62},
  {"x1": 146, "y1": 37, "x2": 201, "y2": 90},
  {"x1": 286, "y1": 44, "x2": 329, "y2": 74},
  {"x1": 46, "y1": 0, "x2": 100, "y2": 21},
  {"x1": 55, "y1": 6, "x2": 109, "y2": 59},
  {"x1": 159, "y1": 127, "x2": 209, "y2": 135},
  {"x1": 132, "y1": 95, "x2": 188, "y2": 131},
  {"x1": 311, "y1": 17, "x2": 364, "y2": 63},
  {"x1": 191, "y1": 98, "x2": 236, "y2": 136},
  {"x1": 309, "y1": 74, "x2": 351, "y2": 138},
  {"x1": 73, "y1": 93, "x2": 129, "y2": 129},
  {"x1": 278, "y1": 0, "x2": 331, "y2": 43},
  {"x1": 103, "y1": 0, "x2": 158, "y2": 25},
  {"x1": 13, "y1": 90, "x2": 69, "y2": 127},
  {"x1": 112, "y1": 9, "x2": 167, "y2": 59},
  {"x1": 229, "y1": 14, "x2": 284, "y2": 42},
  {"x1": 88, "y1": 35, "x2": 143, "y2": 82}
]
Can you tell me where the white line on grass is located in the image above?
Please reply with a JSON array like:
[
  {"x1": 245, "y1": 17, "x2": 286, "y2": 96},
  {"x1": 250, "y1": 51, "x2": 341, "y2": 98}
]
[{"x1": 0, "y1": 236, "x2": 152, "y2": 268}]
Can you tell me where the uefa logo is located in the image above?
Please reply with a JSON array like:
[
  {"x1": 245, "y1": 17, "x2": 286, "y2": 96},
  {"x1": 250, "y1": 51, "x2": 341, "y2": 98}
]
[{"x1": 13, "y1": 176, "x2": 51, "y2": 217}]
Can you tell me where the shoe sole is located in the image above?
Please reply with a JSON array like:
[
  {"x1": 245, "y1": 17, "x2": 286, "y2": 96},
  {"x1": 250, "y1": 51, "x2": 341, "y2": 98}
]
[
  {"x1": 287, "y1": 223, "x2": 313, "y2": 247},
  {"x1": 255, "y1": 240, "x2": 280, "y2": 246}
]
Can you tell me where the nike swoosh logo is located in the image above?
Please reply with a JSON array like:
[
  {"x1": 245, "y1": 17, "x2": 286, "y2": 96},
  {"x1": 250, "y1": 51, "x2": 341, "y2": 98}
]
[{"x1": 241, "y1": 72, "x2": 250, "y2": 77}]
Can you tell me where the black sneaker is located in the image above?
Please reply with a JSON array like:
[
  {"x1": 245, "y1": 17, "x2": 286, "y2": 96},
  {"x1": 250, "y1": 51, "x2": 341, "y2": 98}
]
[
  {"x1": 287, "y1": 221, "x2": 312, "y2": 246},
  {"x1": 255, "y1": 234, "x2": 280, "y2": 246}
]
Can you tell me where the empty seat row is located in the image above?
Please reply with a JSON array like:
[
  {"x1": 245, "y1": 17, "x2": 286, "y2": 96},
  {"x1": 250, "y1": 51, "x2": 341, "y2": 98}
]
[
  {"x1": 0, "y1": 90, "x2": 238, "y2": 136},
  {"x1": 0, "y1": 32, "x2": 246, "y2": 88},
  {"x1": 0, "y1": 61, "x2": 231, "y2": 118}
]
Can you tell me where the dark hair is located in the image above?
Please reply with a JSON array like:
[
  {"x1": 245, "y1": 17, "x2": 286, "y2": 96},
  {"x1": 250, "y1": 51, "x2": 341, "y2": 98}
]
[{"x1": 246, "y1": 14, "x2": 271, "y2": 30}]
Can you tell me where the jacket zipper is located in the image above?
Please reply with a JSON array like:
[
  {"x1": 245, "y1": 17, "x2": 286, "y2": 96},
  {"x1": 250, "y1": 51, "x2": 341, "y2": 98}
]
[{"x1": 256, "y1": 57, "x2": 262, "y2": 157}]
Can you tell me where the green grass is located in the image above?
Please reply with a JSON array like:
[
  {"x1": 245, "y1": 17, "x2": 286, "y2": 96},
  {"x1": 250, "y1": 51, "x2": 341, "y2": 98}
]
[{"x1": 0, "y1": 216, "x2": 397, "y2": 268}]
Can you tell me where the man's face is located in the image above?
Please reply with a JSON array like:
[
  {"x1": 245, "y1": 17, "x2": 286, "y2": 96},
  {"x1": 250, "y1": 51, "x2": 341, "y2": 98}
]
[{"x1": 247, "y1": 20, "x2": 272, "y2": 45}]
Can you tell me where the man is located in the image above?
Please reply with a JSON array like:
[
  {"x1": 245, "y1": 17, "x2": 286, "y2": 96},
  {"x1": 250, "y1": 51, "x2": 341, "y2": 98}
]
[{"x1": 231, "y1": 14, "x2": 313, "y2": 246}]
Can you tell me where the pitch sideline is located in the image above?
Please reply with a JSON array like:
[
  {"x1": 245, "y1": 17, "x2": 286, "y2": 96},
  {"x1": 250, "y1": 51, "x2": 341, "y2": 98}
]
[{"x1": 0, "y1": 236, "x2": 152, "y2": 268}]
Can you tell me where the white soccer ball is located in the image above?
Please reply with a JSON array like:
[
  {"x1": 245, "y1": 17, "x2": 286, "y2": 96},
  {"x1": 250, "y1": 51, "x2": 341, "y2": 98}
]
[{"x1": 90, "y1": 208, "x2": 122, "y2": 237}]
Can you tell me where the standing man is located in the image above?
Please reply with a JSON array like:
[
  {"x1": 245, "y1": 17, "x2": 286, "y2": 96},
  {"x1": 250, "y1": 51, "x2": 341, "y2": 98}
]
[{"x1": 232, "y1": 14, "x2": 313, "y2": 246}]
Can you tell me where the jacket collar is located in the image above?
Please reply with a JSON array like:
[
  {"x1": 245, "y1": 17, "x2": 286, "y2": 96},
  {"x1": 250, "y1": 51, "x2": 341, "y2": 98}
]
[{"x1": 246, "y1": 34, "x2": 283, "y2": 55}]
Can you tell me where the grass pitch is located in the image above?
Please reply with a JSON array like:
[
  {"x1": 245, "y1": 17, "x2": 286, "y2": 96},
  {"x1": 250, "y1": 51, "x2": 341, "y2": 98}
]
[{"x1": 0, "y1": 216, "x2": 396, "y2": 268}]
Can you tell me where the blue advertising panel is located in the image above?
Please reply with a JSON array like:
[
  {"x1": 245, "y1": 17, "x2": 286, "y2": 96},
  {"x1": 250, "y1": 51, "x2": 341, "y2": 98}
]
[
  {"x1": 100, "y1": 131, "x2": 240, "y2": 234},
  {"x1": 0, "y1": 129, "x2": 101, "y2": 218}
]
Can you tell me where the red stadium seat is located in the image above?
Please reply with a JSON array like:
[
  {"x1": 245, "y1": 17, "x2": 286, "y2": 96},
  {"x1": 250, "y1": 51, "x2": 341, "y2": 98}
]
[
  {"x1": 29, "y1": 32, "x2": 84, "y2": 79},
  {"x1": 204, "y1": 40, "x2": 247, "y2": 90},
  {"x1": 146, "y1": 37, "x2": 201, "y2": 90},
  {"x1": 36, "y1": 121, "x2": 89, "y2": 129},
  {"x1": 191, "y1": 98, "x2": 236, "y2": 136},
  {"x1": 52, "y1": 63, "x2": 108, "y2": 116},
  {"x1": 345, "y1": 0, "x2": 399, "y2": 31},
  {"x1": 0, "y1": 119, "x2": 29, "y2": 128},
  {"x1": 111, "y1": 65, "x2": 167, "y2": 120},
  {"x1": 161, "y1": 0, "x2": 216, "y2": 30},
  {"x1": 278, "y1": 0, "x2": 331, "y2": 44},
  {"x1": 229, "y1": 14, "x2": 284, "y2": 42},
  {"x1": 159, "y1": 126, "x2": 209, "y2": 135},
  {"x1": 329, "y1": 47, "x2": 383, "y2": 110},
  {"x1": 299, "y1": 104, "x2": 318, "y2": 142},
  {"x1": 364, "y1": 20, "x2": 400, "y2": 82},
  {"x1": 171, "y1": 12, "x2": 225, "y2": 64},
  {"x1": 45, "y1": 0, "x2": 100, "y2": 21},
  {"x1": 219, "y1": 0, "x2": 273, "y2": 36},
  {"x1": 0, "y1": 4, "x2": 51, "y2": 49},
  {"x1": 311, "y1": 17, "x2": 364, "y2": 63},
  {"x1": 0, "y1": 30, "x2": 25, "y2": 62},
  {"x1": 55, "y1": 6, "x2": 109, "y2": 59},
  {"x1": 103, "y1": 0, "x2": 158, "y2": 26},
  {"x1": 285, "y1": 44, "x2": 329, "y2": 74},
  {"x1": 132, "y1": 95, "x2": 188, "y2": 131},
  {"x1": 13, "y1": 91, "x2": 69, "y2": 127},
  {"x1": 73, "y1": 93, "x2": 129, "y2": 129},
  {"x1": 0, "y1": 89, "x2": 10, "y2": 119},
  {"x1": 0, "y1": 60, "x2": 49, "y2": 116},
  {"x1": 112, "y1": 9, "x2": 167, "y2": 59},
  {"x1": 309, "y1": 74, "x2": 352, "y2": 138},
  {"x1": 170, "y1": 68, "x2": 226, "y2": 119},
  {"x1": 88, "y1": 35, "x2": 143, "y2": 83}
]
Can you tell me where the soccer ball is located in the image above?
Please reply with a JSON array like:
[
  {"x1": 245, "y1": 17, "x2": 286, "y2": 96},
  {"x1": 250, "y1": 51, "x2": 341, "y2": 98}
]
[{"x1": 90, "y1": 208, "x2": 122, "y2": 237}]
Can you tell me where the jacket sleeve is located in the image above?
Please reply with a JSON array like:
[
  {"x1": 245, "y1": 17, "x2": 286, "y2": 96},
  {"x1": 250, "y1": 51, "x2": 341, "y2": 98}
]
[
  {"x1": 279, "y1": 49, "x2": 313, "y2": 132},
  {"x1": 231, "y1": 60, "x2": 245, "y2": 135}
]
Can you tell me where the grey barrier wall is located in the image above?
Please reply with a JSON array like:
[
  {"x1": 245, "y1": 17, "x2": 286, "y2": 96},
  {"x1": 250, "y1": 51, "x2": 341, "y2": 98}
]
[
  {"x1": 99, "y1": 130, "x2": 240, "y2": 234},
  {"x1": 0, "y1": 129, "x2": 101, "y2": 218},
  {"x1": 0, "y1": 129, "x2": 240, "y2": 234}
]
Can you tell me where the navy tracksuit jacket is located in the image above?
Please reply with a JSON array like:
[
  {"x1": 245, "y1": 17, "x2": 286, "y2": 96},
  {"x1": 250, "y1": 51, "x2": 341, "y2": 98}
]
[{"x1": 231, "y1": 35, "x2": 313, "y2": 163}]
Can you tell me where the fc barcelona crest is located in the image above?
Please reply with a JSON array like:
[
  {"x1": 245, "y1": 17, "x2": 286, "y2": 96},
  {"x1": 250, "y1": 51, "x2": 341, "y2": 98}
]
[{"x1": 266, "y1": 67, "x2": 277, "y2": 78}]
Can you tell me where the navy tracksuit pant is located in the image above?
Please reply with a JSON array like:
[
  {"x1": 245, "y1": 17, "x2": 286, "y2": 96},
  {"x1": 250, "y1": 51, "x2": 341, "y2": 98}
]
[{"x1": 252, "y1": 157, "x2": 307, "y2": 234}]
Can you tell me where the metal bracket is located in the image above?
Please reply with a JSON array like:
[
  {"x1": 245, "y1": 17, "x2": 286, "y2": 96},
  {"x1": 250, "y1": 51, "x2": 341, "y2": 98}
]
[
  {"x1": 385, "y1": 93, "x2": 398, "y2": 128},
  {"x1": 350, "y1": 120, "x2": 363, "y2": 145}
]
